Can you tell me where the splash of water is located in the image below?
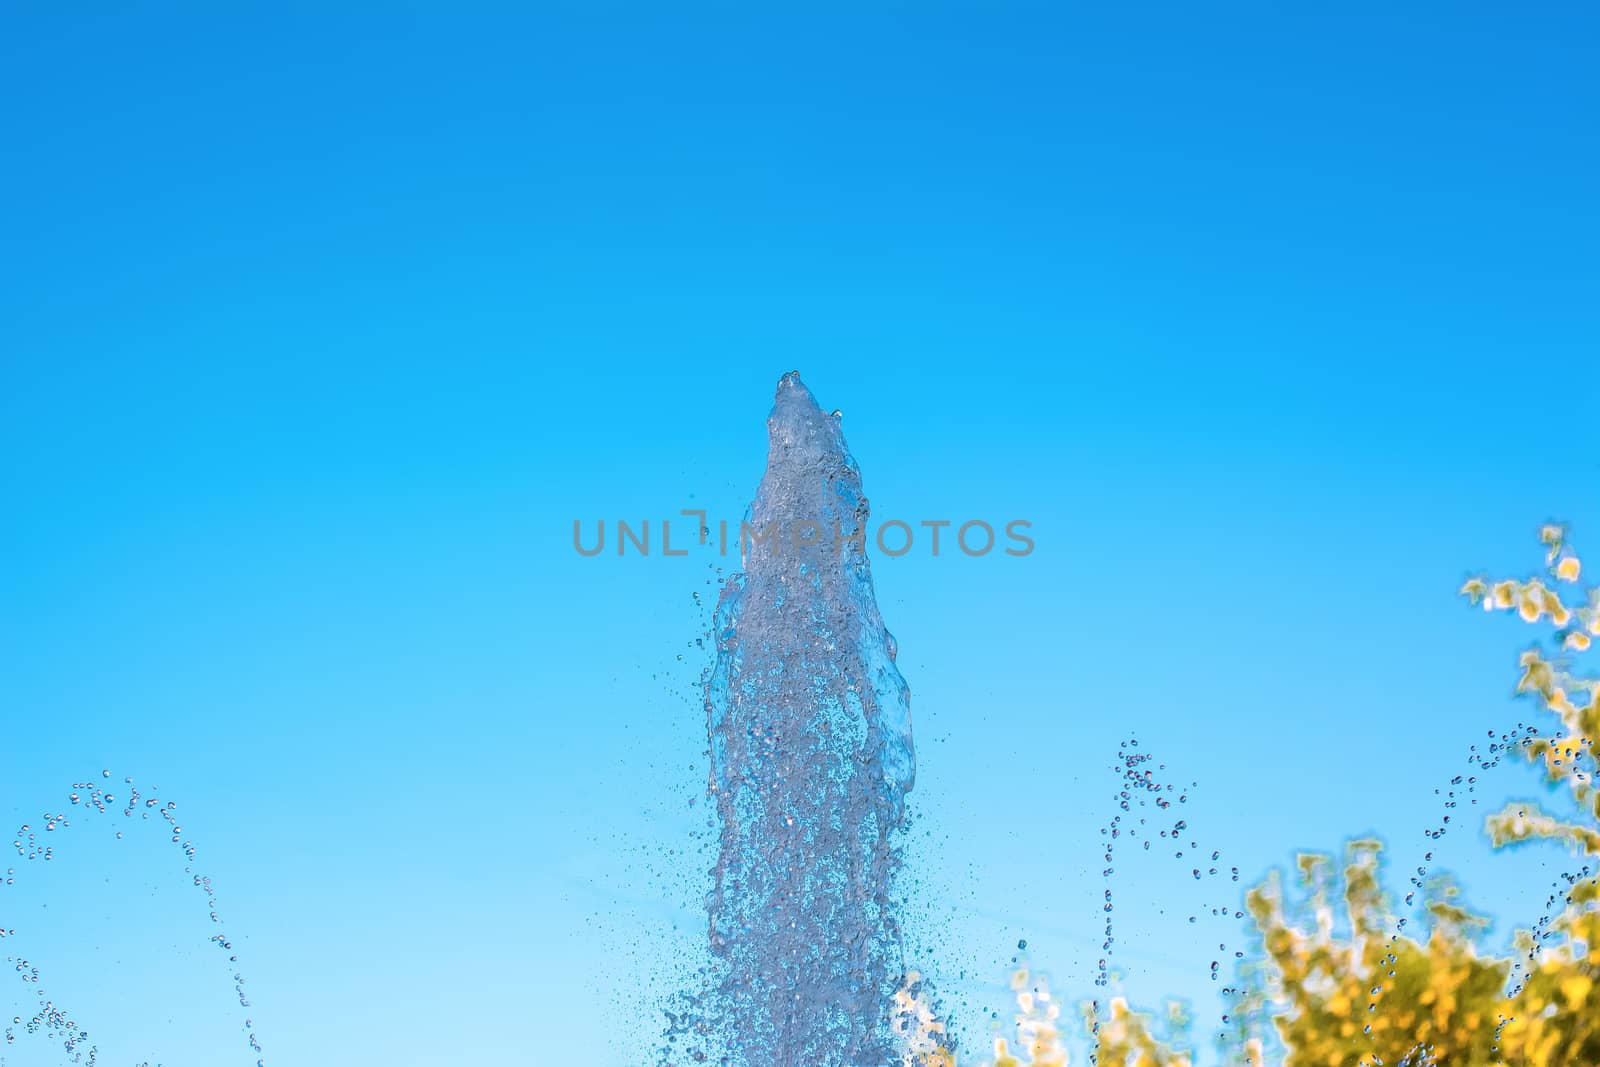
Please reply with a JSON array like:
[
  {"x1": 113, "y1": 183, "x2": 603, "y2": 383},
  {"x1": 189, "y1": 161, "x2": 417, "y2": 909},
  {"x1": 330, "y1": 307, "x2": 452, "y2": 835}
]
[{"x1": 703, "y1": 372, "x2": 916, "y2": 1067}]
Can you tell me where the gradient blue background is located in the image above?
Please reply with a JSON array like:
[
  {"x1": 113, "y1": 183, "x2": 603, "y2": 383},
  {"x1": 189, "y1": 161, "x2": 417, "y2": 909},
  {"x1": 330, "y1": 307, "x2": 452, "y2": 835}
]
[{"x1": 3, "y1": 3, "x2": 1598, "y2": 1063}]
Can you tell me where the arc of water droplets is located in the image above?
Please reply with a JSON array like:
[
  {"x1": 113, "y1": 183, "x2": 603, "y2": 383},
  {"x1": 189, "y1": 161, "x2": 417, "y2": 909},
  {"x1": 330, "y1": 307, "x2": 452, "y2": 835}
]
[
  {"x1": 4, "y1": 770, "x2": 263, "y2": 1065},
  {"x1": 1093, "y1": 728, "x2": 1600, "y2": 1067},
  {"x1": 1094, "y1": 738, "x2": 1247, "y2": 1065},
  {"x1": 1353, "y1": 720, "x2": 1598, "y2": 1067}
]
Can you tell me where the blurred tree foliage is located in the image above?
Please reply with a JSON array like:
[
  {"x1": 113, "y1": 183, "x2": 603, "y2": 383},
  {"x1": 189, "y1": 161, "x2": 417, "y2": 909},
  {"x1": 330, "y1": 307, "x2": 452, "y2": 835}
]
[
  {"x1": 1241, "y1": 840, "x2": 1512, "y2": 1065},
  {"x1": 954, "y1": 526, "x2": 1600, "y2": 1066}
]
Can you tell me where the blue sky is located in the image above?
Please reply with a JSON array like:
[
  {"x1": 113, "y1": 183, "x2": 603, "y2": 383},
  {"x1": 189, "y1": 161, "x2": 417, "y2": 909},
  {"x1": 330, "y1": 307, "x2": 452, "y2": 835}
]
[{"x1": 3, "y1": 3, "x2": 1598, "y2": 1064}]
